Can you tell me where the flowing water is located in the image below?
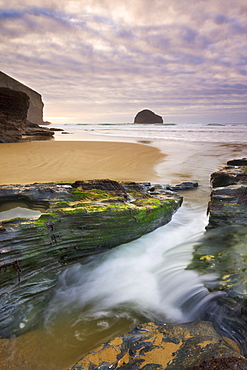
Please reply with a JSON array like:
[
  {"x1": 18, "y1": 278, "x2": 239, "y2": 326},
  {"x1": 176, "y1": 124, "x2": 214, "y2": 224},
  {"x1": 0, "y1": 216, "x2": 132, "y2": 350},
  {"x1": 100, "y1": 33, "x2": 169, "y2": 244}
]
[{"x1": 0, "y1": 122, "x2": 247, "y2": 369}]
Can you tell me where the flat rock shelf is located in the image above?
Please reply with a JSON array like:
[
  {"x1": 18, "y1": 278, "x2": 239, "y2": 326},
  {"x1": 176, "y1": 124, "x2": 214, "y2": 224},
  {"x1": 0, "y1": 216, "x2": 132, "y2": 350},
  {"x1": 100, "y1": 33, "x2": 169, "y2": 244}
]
[{"x1": 0, "y1": 179, "x2": 182, "y2": 337}]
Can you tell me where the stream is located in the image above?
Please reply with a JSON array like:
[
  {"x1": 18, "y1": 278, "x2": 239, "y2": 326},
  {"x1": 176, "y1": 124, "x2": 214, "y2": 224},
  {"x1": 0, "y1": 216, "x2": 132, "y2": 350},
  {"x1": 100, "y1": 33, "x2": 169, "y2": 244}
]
[{"x1": 0, "y1": 132, "x2": 247, "y2": 369}]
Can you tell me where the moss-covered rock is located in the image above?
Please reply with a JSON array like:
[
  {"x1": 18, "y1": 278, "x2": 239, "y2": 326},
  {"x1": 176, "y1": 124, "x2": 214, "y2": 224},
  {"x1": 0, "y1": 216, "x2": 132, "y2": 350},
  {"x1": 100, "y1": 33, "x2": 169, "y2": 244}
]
[
  {"x1": 188, "y1": 160, "x2": 247, "y2": 355},
  {"x1": 191, "y1": 160, "x2": 247, "y2": 295},
  {"x1": 188, "y1": 225, "x2": 247, "y2": 297},
  {"x1": 0, "y1": 179, "x2": 182, "y2": 337}
]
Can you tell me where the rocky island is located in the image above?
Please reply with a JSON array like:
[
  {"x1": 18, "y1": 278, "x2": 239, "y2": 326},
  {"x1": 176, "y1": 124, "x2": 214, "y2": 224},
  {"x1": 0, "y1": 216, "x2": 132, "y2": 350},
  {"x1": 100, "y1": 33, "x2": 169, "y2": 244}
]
[{"x1": 134, "y1": 109, "x2": 163, "y2": 124}]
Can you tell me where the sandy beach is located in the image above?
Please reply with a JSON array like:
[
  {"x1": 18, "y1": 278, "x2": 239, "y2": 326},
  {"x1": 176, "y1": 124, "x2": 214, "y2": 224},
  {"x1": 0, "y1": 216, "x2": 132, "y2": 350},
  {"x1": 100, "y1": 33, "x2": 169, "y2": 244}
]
[{"x1": 0, "y1": 140, "x2": 165, "y2": 185}]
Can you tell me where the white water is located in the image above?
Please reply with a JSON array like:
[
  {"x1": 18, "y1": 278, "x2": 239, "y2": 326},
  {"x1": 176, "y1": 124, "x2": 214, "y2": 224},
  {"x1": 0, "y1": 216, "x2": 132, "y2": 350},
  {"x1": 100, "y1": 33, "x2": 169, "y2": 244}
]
[
  {"x1": 43, "y1": 123, "x2": 247, "y2": 352},
  {"x1": 53, "y1": 122, "x2": 247, "y2": 144},
  {"x1": 45, "y1": 205, "x2": 221, "y2": 331}
]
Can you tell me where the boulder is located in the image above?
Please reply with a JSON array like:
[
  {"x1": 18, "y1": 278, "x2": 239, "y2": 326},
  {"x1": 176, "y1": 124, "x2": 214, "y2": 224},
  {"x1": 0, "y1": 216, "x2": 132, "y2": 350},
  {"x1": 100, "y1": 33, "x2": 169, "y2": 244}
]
[
  {"x1": 166, "y1": 182, "x2": 199, "y2": 191},
  {"x1": 0, "y1": 180, "x2": 182, "y2": 337},
  {"x1": 210, "y1": 167, "x2": 247, "y2": 189},
  {"x1": 69, "y1": 321, "x2": 247, "y2": 370},
  {"x1": 134, "y1": 109, "x2": 163, "y2": 124},
  {"x1": 208, "y1": 160, "x2": 247, "y2": 228},
  {"x1": 227, "y1": 158, "x2": 247, "y2": 166}
]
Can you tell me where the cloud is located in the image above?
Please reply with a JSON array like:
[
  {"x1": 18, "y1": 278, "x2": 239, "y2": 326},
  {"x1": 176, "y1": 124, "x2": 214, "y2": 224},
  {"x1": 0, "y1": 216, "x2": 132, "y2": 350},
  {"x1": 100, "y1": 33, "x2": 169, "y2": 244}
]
[{"x1": 0, "y1": 0, "x2": 246, "y2": 122}]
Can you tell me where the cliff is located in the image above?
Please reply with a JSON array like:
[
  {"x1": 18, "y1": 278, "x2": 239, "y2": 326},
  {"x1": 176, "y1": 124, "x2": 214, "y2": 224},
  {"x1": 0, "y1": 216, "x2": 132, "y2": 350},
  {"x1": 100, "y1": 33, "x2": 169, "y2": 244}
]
[
  {"x1": 0, "y1": 87, "x2": 29, "y2": 142},
  {"x1": 0, "y1": 73, "x2": 54, "y2": 142},
  {"x1": 0, "y1": 71, "x2": 44, "y2": 125}
]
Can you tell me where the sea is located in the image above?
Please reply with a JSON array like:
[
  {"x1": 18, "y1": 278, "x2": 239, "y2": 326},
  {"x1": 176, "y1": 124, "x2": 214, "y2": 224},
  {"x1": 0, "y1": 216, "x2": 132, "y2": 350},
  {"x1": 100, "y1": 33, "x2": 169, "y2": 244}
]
[
  {"x1": 1, "y1": 122, "x2": 247, "y2": 369},
  {"x1": 54, "y1": 121, "x2": 247, "y2": 143}
]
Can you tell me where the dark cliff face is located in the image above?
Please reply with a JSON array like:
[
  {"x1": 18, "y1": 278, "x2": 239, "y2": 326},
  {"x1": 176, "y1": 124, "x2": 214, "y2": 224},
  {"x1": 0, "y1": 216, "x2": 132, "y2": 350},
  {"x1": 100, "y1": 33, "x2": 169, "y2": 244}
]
[
  {"x1": 0, "y1": 71, "x2": 44, "y2": 125},
  {"x1": 134, "y1": 109, "x2": 163, "y2": 123},
  {"x1": 0, "y1": 87, "x2": 29, "y2": 142},
  {"x1": 0, "y1": 87, "x2": 29, "y2": 121},
  {"x1": 0, "y1": 87, "x2": 54, "y2": 143}
]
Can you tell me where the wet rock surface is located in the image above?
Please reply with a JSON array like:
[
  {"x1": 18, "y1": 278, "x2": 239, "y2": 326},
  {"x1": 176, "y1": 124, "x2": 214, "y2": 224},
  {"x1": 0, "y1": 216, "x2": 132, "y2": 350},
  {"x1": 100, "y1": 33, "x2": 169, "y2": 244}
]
[
  {"x1": 0, "y1": 179, "x2": 182, "y2": 337},
  {"x1": 69, "y1": 321, "x2": 247, "y2": 370},
  {"x1": 210, "y1": 163, "x2": 247, "y2": 190},
  {"x1": 188, "y1": 159, "x2": 247, "y2": 356},
  {"x1": 69, "y1": 160, "x2": 247, "y2": 369},
  {"x1": 166, "y1": 182, "x2": 198, "y2": 192},
  {"x1": 190, "y1": 158, "x2": 247, "y2": 301}
]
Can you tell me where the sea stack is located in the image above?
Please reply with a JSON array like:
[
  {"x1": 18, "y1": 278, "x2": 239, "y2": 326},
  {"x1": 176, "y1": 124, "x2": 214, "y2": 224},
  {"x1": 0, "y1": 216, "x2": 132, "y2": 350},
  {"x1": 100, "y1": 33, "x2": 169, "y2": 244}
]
[{"x1": 134, "y1": 109, "x2": 163, "y2": 124}]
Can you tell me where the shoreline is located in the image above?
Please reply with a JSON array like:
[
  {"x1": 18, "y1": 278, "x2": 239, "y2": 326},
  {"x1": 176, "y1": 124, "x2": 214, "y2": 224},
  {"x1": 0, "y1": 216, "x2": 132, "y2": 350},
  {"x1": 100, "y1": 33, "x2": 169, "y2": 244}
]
[{"x1": 0, "y1": 140, "x2": 165, "y2": 185}]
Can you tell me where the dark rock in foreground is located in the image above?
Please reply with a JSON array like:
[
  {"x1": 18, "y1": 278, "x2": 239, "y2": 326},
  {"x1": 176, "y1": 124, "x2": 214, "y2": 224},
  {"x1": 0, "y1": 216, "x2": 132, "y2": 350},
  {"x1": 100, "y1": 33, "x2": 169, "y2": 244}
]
[
  {"x1": 68, "y1": 160, "x2": 247, "y2": 369},
  {"x1": 227, "y1": 158, "x2": 247, "y2": 166},
  {"x1": 134, "y1": 109, "x2": 163, "y2": 124},
  {"x1": 69, "y1": 321, "x2": 247, "y2": 370},
  {"x1": 188, "y1": 159, "x2": 247, "y2": 355},
  {"x1": 208, "y1": 159, "x2": 247, "y2": 228},
  {"x1": 0, "y1": 179, "x2": 182, "y2": 337}
]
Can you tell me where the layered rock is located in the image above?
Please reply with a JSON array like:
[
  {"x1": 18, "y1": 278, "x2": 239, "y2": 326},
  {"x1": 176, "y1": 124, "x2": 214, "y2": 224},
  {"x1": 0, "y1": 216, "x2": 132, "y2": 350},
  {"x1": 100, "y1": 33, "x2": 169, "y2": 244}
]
[
  {"x1": 198, "y1": 159, "x2": 247, "y2": 298},
  {"x1": 189, "y1": 159, "x2": 247, "y2": 291},
  {"x1": 0, "y1": 74, "x2": 54, "y2": 142},
  {"x1": 188, "y1": 159, "x2": 247, "y2": 355},
  {"x1": 0, "y1": 87, "x2": 28, "y2": 142},
  {"x1": 69, "y1": 321, "x2": 247, "y2": 370},
  {"x1": 0, "y1": 180, "x2": 182, "y2": 336},
  {"x1": 134, "y1": 109, "x2": 163, "y2": 124},
  {"x1": 207, "y1": 160, "x2": 247, "y2": 228},
  {"x1": 69, "y1": 161, "x2": 247, "y2": 369},
  {"x1": 0, "y1": 71, "x2": 44, "y2": 125},
  {"x1": 0, "y1": 87, "x2": 54, "y2": 142}
]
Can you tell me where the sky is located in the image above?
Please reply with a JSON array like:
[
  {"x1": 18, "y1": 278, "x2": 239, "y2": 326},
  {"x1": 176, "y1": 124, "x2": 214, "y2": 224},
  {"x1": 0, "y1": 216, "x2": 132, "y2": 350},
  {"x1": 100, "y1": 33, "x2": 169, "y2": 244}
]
[{"x1": 0, "y1": 0, "x2": 247, "y2": 124}]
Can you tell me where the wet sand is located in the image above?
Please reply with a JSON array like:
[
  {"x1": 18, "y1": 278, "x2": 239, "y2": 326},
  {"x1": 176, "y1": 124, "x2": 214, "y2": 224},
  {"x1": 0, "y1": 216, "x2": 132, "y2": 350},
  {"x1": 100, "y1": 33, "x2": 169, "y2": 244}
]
[{"x1": 0, "y1": 140, "x2": 165, "y2": 185}]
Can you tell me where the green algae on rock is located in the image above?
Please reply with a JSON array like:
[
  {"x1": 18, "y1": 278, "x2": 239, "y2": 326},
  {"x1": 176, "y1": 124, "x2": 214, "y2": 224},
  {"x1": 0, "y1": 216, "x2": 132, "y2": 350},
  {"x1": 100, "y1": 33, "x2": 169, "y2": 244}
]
[
  {"x1": 189, "y1": 159, "x2": 247, "y2": 297},
  {"x1": 0, "y1": 180, "x2": 182, "y2": 283},
  {"x1": 0, "y1": 179, "x2": 182, "y2": 337},
  {"x1": 69, "y1": 321, "x2": 247, "y2": 370},
  {"x1": 187, "y1": 159, "x2": 247, "y2": 356}
]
